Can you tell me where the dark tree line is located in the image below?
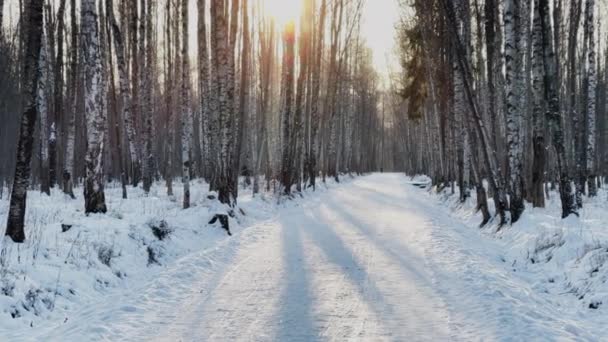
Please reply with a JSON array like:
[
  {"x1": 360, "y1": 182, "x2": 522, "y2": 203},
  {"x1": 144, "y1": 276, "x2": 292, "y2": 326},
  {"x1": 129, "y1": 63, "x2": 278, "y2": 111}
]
[{"x1": 396, "y1": 0, "x2": 606, "y2": 226}]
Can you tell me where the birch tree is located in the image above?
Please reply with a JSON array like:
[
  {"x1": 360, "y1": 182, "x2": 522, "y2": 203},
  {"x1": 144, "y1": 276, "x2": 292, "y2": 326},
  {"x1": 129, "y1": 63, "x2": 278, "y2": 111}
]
[
  {"x1": 82, "y1": 0, "x2": 107, "y2": 214},
  {"x1": 307, "y1": 0, "x2": 327, "y2": 189},
  {"x1": 181, "y1": 0, "x2": 193, "y2": 209},
  {"x1": 440, "y1": 0, "x2": 509, "y2": 225},
  {"x1": 233, "y1": 0, "x2": 251, "y2": 199},
  {"x1": 531, "y1": 0, "x2": 546, "y2": 208},
  {"x1": 198, "y1": 0, "x2": 211, "y2": 181},
  {"x1": 166, "y1": 0, "x2": 175, "y2": 196},
  {"x1": 280, "y1": 22, "x2": 296, "y2": 194},
  {"x1": 584, "y1": 0, "x2": 597, "y2": 197},
  {"x1": 504, "y1": 0, "x2": 525, "y2": 223},
  {"x1": 38, "y1": 31, "x2": 51, "y2": 196},
  {"x1": 142, "y1": 0, "x2": 154, "y2": 194},
  {"x1": 539, "y1": 0, "x2": 577, "y2": 218},
  {"x1": 5, "y1": 0, "x2": 45, "y2": 242}
]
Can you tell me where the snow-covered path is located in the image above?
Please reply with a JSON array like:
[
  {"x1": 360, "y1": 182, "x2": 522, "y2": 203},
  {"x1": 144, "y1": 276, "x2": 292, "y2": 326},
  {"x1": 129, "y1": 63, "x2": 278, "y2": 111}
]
[{"x1": 22, "y1": 173, "x2": 596, "y2": 341}]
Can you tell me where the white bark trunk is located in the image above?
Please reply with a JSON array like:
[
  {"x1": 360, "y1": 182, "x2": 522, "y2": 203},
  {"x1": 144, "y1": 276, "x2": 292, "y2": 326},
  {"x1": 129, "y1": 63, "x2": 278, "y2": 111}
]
[{"x1": 82, "y1": 0, "x2": 107, "y2": 214}]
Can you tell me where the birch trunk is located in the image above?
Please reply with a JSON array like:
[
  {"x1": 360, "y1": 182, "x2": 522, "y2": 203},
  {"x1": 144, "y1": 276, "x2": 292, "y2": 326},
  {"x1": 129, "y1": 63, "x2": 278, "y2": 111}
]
[
  {"x1": 50, "y1": 0, "x2": 66, "y2": 189},
  {"x1": 531, "y1": 0, "x2": 546, "y2": 208},
  {"x1": 5, "y1": 0, "x2": 44, "y2": 242},
  {"x1": 584, "y1": 0, "x2": 597, "y2": 197},
  {"x1": 82, "y1": 0, "x2": 107, "y2": 214},
  {"x1": 198, "y1": 0, "x2": 211, "y2": 181},
  {"x1": 142, "y1": 0, "x2": 154, "y2": 194},
  {"x1": 292, "y1": 0, "x2": 312, "y2": 192},
  {"x1": 108, "y1": 0, "x2": 135, "y2": 198},
  {"x1": 181, "y1": 0, "x2": 192, "y2": 209},
  {"x1": 104, "y1": 0, "x2": 127, "y2": 199},
  {"x1": 63, "y1": 0, "x2": 77, "y2": 199},
  {"x1": 232, "y1": 0, "x2": 250, "y2": 200},
  {"x1": 504, "y1": 0, "x2": 525, "y2": 223},
  {"x1": 539, "y1": 0, "x2": 577, "y2": 218},
  {"x1": 165, "y1": 0, "x2": 174, "y2": 196},
  {"x1": 129, "y1": 0, "x2": 141, "y2": 186},
  {"x1": 280, "y1": 23, "x2": 296, "y2": 194},
  {"x1": 440, "y1": 0, "x2": 509, "y2": 226},
  {"x1": 39, "y1": 31, "x2": 51, "y2": 196},
  {"x1": 212, "y1": 0, "x2": 235, "y2": 205},
  {"x1": 307, "y1": 0, "x2": 327, "y2": 189}
]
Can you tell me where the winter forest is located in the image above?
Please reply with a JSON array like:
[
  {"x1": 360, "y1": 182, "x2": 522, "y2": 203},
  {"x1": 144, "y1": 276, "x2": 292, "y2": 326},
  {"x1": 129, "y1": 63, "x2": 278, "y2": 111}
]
[{"x1": 2, "y1": 0, "x2": 608, "y2": 340}]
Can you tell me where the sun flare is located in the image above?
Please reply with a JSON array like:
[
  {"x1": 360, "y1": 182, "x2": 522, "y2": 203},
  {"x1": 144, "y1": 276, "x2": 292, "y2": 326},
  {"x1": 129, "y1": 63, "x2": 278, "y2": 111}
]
[{"x1": 262, "y1": 0, "x2": 302, "y2": 28}]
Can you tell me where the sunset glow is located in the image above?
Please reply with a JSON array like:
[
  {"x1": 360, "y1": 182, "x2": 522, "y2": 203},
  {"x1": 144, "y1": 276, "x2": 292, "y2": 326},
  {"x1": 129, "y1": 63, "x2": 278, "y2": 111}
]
[{"x1": 263, "y1": 0, "x2": 302, "y2": 28}]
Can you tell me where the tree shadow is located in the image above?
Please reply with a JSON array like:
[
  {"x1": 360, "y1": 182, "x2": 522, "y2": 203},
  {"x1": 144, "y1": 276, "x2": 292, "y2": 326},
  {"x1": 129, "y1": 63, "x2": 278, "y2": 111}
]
[
  {"x1": 322, "y1": 193, "x2": 434, "y2": 285},
  {"x1": 275, "y1": 216, "x2": 319, "y2": 341},
  {"x1": 295, "y1": 211, "x2": 402, "y2": 338}
]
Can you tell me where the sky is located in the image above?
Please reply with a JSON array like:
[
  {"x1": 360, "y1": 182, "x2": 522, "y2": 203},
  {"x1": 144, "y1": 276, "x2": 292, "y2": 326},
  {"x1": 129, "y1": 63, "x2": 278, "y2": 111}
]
[
  {"x1": 360, "y1": 0, "x2": 401, "y2": 85},
  {"x1": 1, "y1": 0, "x2": 403, "y2": 84}
]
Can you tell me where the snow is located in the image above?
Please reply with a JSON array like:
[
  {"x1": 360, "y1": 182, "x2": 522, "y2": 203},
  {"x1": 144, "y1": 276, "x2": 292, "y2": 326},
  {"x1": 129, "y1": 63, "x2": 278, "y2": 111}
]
[
  {"x1": 1, "y1": 174, "x2": 608, "y2": 340},
  {"x1": 0, "y1": 179, "x2": 268, "y2": 335}
]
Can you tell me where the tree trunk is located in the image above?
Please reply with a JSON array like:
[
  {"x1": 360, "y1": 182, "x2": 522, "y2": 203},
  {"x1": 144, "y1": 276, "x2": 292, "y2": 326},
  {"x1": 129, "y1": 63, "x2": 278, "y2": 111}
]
[
  {"x1": 280, "y1": 23, "x2": 296, "y2": 194},
  {"x1": 181, "y1": 0, "x2": 192, "y2": 209},
  {"x1": 232, "y1": 0, "x2": 250, "y2": 200},
  {"x1": 107, "y1": 0, "x2": 133, "y2": 198},
  {"x1": 38, "y1": 31, "x2": 51, "y2": 196},
  {"x1": 539, "y1": 0, "x2": 577, "y2": 218},
  {"x1": 307, "y1": 0, "x2": 327, "y2": 189},
  {"x1": 129, "y1": 0, "x2": 141, "y2": 187},
  {"x1": 63, "y1": 0, "x2": 77, "y2": 200},
  {"x1": 584, "y1": 0, "x2": 597, "y2": 197},
  {"x1": 104, "y1": 0, "x2": 127, "y2": 199},
  {"x1": 82, "y1": 0, "x2": 107, "y2": 214},
  {"x1": 327, "y1": 0, "x2": 344, "y2": 182},
  {"x1": 142, "y1": 0, "x2": 154, "y2": 194},
  {"x1": 0, "y1": 0, "x2": 4, "y2": 34},
  {"x1": 198, "y1": 0, "x2": 210, "y2": 182},
  {"x1": 504, "y1": 0, "x2": 525, "y2": 223},
  {"x1": 440, "y1": 0, "x2": 509, "y2": 226},
  {"x1": 165, "y1": 0, "x2": 174, "y2": 196},
  {"x1": 212, "y1": 0, "x2": 236, "y2": 206},
  {"x1": 531, "y1": 0, "x2": 546, "y2": 208},
  {"x1": 5, "y1": 0, "x2": 45, "y2": 243},
  {"x1": 567, "y1": 0, "x2": 583, "y2": 207},
  {"x1": 50, "y1": 0, "x2": 67, "y2": 190}
]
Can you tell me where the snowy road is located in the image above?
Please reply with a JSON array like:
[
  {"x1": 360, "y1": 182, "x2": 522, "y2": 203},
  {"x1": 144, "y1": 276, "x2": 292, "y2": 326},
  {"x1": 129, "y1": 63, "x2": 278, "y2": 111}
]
[{"x1": 26, "y1": 173, "x2": 595, "y2": 341}]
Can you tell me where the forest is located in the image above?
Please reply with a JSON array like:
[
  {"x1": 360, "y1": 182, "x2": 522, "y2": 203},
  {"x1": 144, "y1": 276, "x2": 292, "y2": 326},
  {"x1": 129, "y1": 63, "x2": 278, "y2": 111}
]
[
  {"x1": 2, "y1": 0, "x2": 608, "y2": 339},
  {"x1": 0, "y1": 0, "x2": 387, "y2": 242},
  {"x1": 398, "y1": 0, "x2": 608, "y2": 227},
  {"x1": 1, "y1": 0, "x2": 605, "y2": 241}
]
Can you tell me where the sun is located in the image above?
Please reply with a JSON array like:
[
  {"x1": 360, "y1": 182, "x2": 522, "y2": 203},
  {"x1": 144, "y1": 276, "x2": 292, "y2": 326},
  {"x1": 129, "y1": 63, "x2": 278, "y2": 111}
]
[{"x1": 262, "y1": 0, "x2": 303, "y2": 28}]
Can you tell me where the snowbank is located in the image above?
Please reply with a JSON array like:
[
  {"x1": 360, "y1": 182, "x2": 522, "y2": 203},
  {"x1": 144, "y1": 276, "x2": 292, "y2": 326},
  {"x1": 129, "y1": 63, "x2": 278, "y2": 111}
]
[{"x1": 424, "y1": 178, "x2": 608, "y2": 316}]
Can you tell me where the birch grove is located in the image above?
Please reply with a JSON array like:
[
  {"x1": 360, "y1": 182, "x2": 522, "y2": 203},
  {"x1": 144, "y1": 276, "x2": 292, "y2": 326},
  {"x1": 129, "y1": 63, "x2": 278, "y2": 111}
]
[
  {"x1": 395, "y1": 0, "x2": 608, "y2": 226},
  {"x1": 5, "y1": 0, "x2": 607, "y2": 241}
]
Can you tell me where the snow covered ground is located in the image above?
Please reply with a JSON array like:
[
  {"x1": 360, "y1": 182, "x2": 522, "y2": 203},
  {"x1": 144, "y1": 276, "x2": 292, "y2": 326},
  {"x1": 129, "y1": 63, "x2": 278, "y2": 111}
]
[{"x1": 1, "y1": 173, "x2": 608, "y2": 340}]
